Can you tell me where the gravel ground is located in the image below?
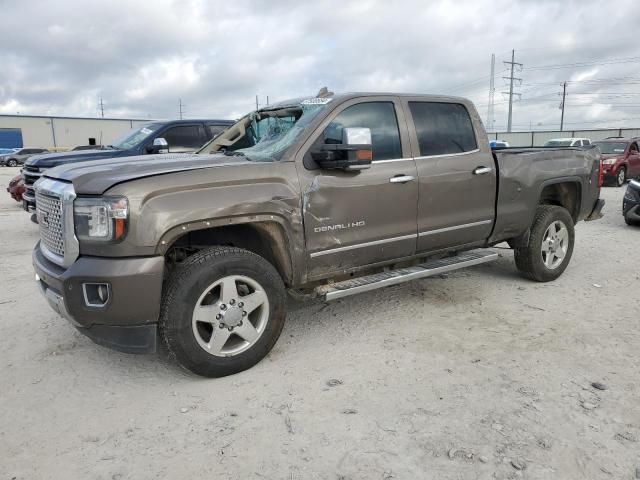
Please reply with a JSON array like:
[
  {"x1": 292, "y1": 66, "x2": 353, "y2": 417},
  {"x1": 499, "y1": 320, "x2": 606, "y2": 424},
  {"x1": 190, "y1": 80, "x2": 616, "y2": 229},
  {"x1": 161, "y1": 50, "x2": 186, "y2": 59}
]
[{"x1": 0, "y1": 166, "x2": 638, "y2": 480}]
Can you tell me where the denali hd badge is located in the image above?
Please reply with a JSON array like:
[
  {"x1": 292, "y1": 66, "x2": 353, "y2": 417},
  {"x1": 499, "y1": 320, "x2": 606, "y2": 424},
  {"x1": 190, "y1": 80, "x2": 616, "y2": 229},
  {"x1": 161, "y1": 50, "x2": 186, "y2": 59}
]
[{"x1": 314, "y1": 221, "x2": 365, "y2": 233}]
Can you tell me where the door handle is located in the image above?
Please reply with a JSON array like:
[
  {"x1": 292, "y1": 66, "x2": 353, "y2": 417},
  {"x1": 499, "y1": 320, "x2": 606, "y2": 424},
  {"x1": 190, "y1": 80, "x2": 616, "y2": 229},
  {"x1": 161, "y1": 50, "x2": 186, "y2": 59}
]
[
  {"x1": 389, "y1": 175, "x2": 415, "y2": 184},
  {"x1": 473, "y1": 166, "x2": 492, "y2": 175}
]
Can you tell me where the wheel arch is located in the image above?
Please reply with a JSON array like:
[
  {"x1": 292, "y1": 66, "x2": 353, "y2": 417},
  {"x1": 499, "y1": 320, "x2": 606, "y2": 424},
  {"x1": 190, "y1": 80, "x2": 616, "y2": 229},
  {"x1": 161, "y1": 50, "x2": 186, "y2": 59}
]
[
  {"x1": 159, "y1": 218, "x2": 296, "y2": 286},
  {"x1": 538, "y1": 178, "x2": 582, "y2": 222}
]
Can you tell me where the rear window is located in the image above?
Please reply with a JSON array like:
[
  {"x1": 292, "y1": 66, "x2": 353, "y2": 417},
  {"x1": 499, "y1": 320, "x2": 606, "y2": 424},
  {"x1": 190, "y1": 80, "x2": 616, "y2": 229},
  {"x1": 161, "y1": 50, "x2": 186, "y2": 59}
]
[{"x1": 408, "y1": 102, "x2": 477, "y2": 157}]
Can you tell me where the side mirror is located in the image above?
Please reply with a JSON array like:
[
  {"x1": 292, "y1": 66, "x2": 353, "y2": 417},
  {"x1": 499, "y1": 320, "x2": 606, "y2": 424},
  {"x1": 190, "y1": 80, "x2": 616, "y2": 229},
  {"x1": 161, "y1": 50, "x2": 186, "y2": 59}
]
[
  {"x1": 311, "y1": 127, "x2": 372, "y2": 171},
  {"x1": 147, "y1": 137, "x2": 169, "y2": 154}
]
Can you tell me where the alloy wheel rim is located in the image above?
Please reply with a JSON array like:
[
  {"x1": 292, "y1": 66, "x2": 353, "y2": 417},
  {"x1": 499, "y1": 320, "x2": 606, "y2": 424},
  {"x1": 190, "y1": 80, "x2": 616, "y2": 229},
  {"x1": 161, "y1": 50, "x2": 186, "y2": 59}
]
[
  {"x1": 618, "y1": 169, "x2": 625, "y2": 185},
  {"x1": 191, "y1": 275, "x2": 269, "y2": 357},
  {"x1": 541, "y1": 220, "x2": 569, "y2": 270}
]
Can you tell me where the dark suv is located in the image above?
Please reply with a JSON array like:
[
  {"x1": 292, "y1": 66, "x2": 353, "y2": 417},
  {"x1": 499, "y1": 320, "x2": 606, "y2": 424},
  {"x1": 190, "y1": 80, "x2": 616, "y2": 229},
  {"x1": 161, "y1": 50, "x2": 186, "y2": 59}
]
[
  {"x1": 0, "y1": 148, "x2": 49, "y2": 167},
  {"x1": 22, "y1": 119, "x2": 233, "y2": 211}
]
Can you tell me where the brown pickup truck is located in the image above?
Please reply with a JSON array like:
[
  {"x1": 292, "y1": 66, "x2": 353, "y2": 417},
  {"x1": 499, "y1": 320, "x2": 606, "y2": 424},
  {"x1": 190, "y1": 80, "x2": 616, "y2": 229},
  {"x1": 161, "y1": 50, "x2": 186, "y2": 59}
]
[{"x1": 32, "y1": 92, "x2": 604, "y2": 377}]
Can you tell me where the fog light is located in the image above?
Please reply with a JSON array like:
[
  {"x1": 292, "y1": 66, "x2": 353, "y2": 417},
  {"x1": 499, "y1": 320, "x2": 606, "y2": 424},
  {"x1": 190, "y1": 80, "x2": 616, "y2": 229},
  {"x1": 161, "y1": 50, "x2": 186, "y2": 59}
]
[{"x1": 82, "y1": 283, "x2": 110, "y2": 307}]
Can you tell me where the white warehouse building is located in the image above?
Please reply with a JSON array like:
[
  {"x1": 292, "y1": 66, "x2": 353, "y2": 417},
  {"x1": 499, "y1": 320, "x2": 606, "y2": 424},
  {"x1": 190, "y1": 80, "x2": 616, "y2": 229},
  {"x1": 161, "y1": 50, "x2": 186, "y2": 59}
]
[{"x1": 0, "y1": 114, "x2": 153, "y2": 150}]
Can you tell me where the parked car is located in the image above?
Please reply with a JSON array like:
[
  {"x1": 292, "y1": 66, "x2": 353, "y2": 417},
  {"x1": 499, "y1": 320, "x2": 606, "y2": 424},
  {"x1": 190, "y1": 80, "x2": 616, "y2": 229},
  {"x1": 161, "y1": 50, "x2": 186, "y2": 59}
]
[
  {"x1": 0, "y1": 148, "x2": 20, "y2": 155},
  {"x1": 543, "y1": 138, "x2": 591, "y2": 147},
  {"x1": 0, "y1": 148, "x2": 49, "y2": 167},
  {"x1": 6, "y1": 174, "x2": 25, "y2": 202},
  {"x1": 592, "y1": 138, "x2": 640, "y2": 187},
  {"x1": 32, "y1": 92, "x2": 604, "y2": 377},
  {"x1": 22, "y1": 119, "x2": 234, "y2": 212},
  {"x1": 623, "y1": 179, "x2": 640, "y2": 226},
  {"x1": 489, "y1": 140, "x2": 510, "y2": 148}
]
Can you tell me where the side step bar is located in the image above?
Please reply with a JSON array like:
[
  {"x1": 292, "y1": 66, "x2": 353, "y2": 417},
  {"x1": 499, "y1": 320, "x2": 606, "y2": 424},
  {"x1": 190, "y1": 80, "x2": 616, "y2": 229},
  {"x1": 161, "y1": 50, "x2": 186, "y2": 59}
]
[{"x1": 316, "y1": 250, "x2": 498, "y2": 301}]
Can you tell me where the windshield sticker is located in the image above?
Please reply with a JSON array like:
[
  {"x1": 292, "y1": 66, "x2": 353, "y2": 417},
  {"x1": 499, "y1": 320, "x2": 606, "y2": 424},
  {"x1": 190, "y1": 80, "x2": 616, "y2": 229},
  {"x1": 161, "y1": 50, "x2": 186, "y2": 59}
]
[
  {"x1": 301, "y1": 97, "x2": 332, "y2": 105},
  {"x1": 140, "y1": 127, "x2": 153, "y2": 135},
  {"x1": 614, "y1": 149, "x2": 624, "y2": 152}
]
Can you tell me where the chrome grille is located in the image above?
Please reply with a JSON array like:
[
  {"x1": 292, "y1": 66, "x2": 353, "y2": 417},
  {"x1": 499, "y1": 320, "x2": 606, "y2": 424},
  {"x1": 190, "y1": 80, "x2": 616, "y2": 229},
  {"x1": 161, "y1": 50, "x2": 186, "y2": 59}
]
[{"x1": 36, "y1": 191, "x2": 64, "y2": 257}]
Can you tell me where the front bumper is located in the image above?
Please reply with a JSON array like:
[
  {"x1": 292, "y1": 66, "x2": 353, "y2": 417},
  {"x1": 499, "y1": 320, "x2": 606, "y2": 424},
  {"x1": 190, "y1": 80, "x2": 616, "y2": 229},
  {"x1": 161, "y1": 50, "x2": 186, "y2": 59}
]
[{"x1": 32, "y1": 244, "x2": 165, "y2": 353}]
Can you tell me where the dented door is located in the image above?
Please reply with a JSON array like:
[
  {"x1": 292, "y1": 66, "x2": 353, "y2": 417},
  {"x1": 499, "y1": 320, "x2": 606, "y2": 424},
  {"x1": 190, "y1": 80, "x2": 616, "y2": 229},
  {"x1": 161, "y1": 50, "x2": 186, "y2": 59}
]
[{"x1": 295, "y1": 97, "x2": 418, "y2": 279}]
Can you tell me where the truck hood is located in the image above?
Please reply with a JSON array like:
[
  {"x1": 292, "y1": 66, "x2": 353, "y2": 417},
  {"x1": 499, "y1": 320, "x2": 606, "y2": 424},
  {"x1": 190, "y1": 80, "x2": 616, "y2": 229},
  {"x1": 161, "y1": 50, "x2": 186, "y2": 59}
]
[
  {"x1": 43, "y1": 153, "x2": 252, "y2": 194},
  {"x1": 26, "y1": 149, "x2": 127, "y2": 168}
]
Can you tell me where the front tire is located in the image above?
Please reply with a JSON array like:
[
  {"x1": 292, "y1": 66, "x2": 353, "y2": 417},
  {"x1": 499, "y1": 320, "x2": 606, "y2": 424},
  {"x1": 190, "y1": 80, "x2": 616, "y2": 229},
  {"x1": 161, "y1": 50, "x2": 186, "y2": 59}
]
[
  {"x1": 514, "y1": 205, "x2": 575, "y2": 282},
  {"x1": 160, "y1": 246, "x2": 286, "y2": 377},
  {"x1": 615, "y1": 166, "x2": 627, "y2": 187},
  {"x1": 7, "y1": 159, "x2": 17, "y2": 167}
]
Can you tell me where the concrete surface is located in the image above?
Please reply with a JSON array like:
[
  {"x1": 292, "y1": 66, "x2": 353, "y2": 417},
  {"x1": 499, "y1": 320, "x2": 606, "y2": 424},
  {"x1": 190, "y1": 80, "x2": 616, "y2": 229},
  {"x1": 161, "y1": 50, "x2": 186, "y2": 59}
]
[{"x1": 0, "y1": 166, "x2": 638, "y2": 480}]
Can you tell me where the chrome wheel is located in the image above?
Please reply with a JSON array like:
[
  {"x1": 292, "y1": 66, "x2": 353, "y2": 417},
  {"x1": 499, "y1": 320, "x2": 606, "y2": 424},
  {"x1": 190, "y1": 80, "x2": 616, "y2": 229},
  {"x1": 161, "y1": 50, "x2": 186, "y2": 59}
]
[
  {"x1": 541, "y1": 220, "x2": 568, "y2": 270},
  {"x1": 617, "y1": 168, "x2": 626, "y2": 186},
  {"x1": 191, "y1": 275, "x2": 269, "y2": 357}
]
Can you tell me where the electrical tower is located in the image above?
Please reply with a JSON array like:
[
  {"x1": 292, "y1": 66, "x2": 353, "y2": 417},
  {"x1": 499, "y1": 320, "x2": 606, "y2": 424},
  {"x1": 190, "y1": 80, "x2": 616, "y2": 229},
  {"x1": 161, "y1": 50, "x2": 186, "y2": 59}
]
[
  {"x1": 99, "y1": 97, "x2": 105, "y2": 118},
  {"x1": 502, "y1": 50, "x2": 522, "y2": 132},
  {"x1": 559, "y1": 82, "x2": 567, "y2": 131},
  {"x1": 178, "y1": 98, "x2": 185, "y2": 120},
  {"x1": 487, "y1": 53, "x2": 495, "y2": 131}
]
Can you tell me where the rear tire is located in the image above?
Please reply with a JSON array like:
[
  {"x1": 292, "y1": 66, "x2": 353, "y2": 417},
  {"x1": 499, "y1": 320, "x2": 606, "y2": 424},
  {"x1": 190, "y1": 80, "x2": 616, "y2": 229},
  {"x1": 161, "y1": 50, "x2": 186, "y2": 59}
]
[
  {"x1": 7, "y1": 159, "x2": 17, "y2": 167},
  {"x1": 160, "y1": 246, "x2": 286, "y2": 377},
  {"x1": 615, "y1": 166, "x2": 627, "y2": 187},
  {"x1": 514, "y1": 205, "x2": 575, "y2": 282}
]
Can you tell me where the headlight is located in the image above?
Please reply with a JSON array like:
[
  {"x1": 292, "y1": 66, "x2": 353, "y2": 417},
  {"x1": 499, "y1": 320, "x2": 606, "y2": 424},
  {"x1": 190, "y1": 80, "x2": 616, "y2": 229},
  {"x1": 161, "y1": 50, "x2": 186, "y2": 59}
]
[
  {"x1": 74, "y1": 196, "x2": 128, "y2": 242},
  {"x1": 602, "y1": 158, "x2": 617, "y2": 165}
]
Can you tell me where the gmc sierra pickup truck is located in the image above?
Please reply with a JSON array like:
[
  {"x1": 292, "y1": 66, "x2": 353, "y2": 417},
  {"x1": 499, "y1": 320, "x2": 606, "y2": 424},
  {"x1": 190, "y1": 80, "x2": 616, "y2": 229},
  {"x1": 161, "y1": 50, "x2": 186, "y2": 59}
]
[
  {"x1": 32, "y1": 92, "x2": 604, "y2": 377},
  {"x1": 22, "y1": 118, "x2": 233, "y2": 212}
]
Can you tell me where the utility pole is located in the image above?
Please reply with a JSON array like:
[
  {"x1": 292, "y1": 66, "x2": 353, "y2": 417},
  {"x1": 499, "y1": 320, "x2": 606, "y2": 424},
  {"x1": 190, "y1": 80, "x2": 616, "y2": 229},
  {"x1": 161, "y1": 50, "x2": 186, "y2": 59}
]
[
  {"x1": 487, "y1": 53, "x2": 495, "y2": 131},
  {"x1": 255, "y1": 95, "x2": 259, "y2": 110},
  {"x1": 99, "y1": 97, "x2": 105, "y2": 118},
  {"x1": 266, "y1": 95, "x2": 269, "y2": 107},
  {"x1": 178, "y1": 98, "x2": 184, "y2": 120},
  {"x1": 502, "y1": 49, "x2": 522, "y2": 132},
  {"x1": 559, "y1": 81, "x2": 567, "y2": 131}
]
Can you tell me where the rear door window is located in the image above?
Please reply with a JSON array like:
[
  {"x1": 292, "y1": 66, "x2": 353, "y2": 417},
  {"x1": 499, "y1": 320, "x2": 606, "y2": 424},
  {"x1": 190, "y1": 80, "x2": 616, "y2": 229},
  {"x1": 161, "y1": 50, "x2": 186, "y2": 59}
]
[
  {"x1": 323, "y1": 102, "x2": 402, "y2": 161},
  {"x1": 408, "y1": 102, "x2": 477, "y2": 156},
  {"x1": 162, "y1": 125, "x2": 206, "y2": 151},
  {"x1": 207, "y1": 124, "x2": 228, "y2": 139}
]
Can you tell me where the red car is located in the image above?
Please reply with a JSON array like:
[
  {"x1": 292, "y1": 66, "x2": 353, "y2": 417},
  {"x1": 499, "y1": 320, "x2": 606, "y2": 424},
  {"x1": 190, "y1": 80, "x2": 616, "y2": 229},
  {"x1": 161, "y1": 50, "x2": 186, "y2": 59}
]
[
  {"x1": 7, "y1": 173, "x2": 25, "y2": 202},
  {"x1": 593, "y1": 137, "x2": 640, "y2": 187}
]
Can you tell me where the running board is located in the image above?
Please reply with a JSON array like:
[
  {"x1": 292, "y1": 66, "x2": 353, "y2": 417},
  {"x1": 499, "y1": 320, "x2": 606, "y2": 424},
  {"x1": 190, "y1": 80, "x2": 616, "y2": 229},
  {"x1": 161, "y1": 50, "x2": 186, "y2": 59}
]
[{"x1": 316, "y1": 250, "x2": 498, "y2": 301}]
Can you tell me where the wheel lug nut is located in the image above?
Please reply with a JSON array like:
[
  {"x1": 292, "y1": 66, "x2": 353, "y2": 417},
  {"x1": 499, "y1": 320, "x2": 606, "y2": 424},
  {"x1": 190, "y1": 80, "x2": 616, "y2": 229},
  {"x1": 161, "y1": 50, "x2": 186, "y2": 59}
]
[
  {"x1": 238, "y1": 302, "x2": 244, "y2": 308},
  {"x1": 219, "y1": 323, "x2": 225, "y2": 329},
  {"x1": 242, "y1": 311, "x2": 247, "y2": 316},
  {"x1": 227, "y1": 327, "x2": 233, "y2": 331},
  {"x1": 216, "y1": 314, "x2": 222, "y2": 320},
  {"x1": 229, "y1": 299, "x2": 235, "y2": 305},
  {"x1": 239, "y1": 321, "x2": 243, "y2": 327},
  {"x1": 220, "y1": 304, "x2": 227, "y2": 310}
]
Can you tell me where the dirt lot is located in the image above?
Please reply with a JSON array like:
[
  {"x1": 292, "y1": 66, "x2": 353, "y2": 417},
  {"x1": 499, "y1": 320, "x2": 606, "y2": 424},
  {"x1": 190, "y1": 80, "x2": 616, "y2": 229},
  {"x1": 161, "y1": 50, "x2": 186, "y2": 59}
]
[{"x1": 0, "y1": 166, "x2": 638, "y2": 480}]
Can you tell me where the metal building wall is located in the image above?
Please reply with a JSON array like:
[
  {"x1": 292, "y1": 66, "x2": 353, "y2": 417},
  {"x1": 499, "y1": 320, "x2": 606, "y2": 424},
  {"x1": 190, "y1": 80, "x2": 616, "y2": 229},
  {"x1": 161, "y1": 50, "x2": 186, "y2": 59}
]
[{"x1": 0, "y1": 115, "x2": 152, "y2": 150}]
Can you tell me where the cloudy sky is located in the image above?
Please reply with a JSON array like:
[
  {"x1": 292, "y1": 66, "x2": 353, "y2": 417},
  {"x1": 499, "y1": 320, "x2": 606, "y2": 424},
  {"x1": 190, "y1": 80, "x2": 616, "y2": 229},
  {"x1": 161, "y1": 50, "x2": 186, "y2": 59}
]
[{"x1": 1, "y1": 0, "x2": 639, "y2": 132}]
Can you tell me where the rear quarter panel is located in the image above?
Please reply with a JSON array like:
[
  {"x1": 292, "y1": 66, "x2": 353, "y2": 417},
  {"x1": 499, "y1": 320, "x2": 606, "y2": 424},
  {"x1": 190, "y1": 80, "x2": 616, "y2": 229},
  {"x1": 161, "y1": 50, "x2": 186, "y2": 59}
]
[{"x1": 490, "y1": 146, "x2": 600, "y2": 243}]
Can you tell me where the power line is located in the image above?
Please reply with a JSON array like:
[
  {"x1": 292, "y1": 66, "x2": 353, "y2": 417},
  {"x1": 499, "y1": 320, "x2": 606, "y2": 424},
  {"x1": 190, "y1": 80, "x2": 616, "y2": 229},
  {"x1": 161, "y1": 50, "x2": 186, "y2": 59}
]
[
  {"x1": 559, "y1": 81, "x2": 567, "y2": 131},
  {"x1": 502, "y1": 49, "x2": 522, "y2": 132},
  {"x1": 526, "y1": 56, "x2": 640, "y2": 71}
]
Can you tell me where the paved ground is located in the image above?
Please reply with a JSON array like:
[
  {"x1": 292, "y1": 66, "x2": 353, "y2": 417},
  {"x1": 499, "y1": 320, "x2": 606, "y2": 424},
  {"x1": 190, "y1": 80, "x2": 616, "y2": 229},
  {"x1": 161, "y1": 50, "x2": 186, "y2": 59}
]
[{"x1": 0, "y1": 166, "x2": 638, "y2": 480}]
